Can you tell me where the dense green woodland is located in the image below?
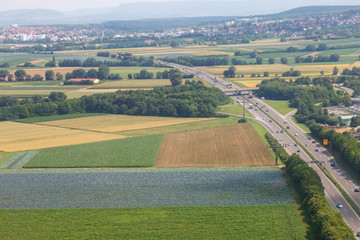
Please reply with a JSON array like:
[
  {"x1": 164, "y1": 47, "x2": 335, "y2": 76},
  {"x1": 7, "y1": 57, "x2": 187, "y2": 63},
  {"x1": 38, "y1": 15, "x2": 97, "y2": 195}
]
[
  {"x1": 0, "y1": 82, "x2": 230, "y2": 121},
  {"x1": 257, "y1": 78, "x2": 351, "y2": 125}
]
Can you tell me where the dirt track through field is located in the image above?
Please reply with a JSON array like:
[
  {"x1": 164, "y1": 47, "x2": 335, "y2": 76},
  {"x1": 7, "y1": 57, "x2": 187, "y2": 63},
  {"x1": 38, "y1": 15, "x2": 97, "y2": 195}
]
[{"x1": 155, "y1": 124, "x2": 273, "y2": 167}]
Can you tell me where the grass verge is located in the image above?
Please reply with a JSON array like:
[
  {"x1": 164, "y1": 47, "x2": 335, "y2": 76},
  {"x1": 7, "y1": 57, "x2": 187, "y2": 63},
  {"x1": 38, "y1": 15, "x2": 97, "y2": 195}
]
[
  {"x1": 217, "y1": 103, "x2": 254, "y2": 118},
  {"x1": 263, "y1": 100, "x2": 295, "y2": 116}
]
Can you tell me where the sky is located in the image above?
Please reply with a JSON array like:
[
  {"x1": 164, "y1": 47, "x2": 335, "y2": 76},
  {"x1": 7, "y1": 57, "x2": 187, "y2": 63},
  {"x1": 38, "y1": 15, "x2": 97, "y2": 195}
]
[{"x1": 1, "y1": 0, "x2": 360, "y2": 12}]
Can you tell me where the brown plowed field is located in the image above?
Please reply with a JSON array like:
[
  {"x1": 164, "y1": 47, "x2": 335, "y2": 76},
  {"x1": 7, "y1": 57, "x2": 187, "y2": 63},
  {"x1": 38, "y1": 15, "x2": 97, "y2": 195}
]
[{"x1": 155, "y1": 124, "x2": 273, "y2": 167}]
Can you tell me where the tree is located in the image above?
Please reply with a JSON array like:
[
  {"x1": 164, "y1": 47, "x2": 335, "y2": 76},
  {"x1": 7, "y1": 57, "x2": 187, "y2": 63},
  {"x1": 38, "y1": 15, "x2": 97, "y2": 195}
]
[
  {"x1": 0, "y1": 70, "x2": 9, "y2": 81},
  {"x1": 55, "y1": 72, "x2": 63, "y2": 81},
  {"x1": 169, "y1": 72, "x2": 182, "y2": 86},
  {"x1": 280, "y1": 57, "x2": 288, "y2": 64},
  {"x1": 45, "y1": 70, "x2": 55, "y2": 80},
  {"x1": 71, "y1": 69, "x2": 87, "y2": 78},
  {"x1": 317, "y1": 43, "x2": 328, "y2": 51},
  {"x1": 223, "y1": 66, "x2": 236, "y2": 78},
  {"x1": 128, "y1": 73, "x2": 133, "y2": 79},
  {"x1": 32, "y1": 74, "x2": 43, "y2": 81},
  {"x1": 333, "y1": 66, "x2": 339, "y2": 75},
  {"x1": 86, "y1": 69, "x2": 98, "y2": 78},
  {"x1": 170, "y1": 40, "x2": 180, "y2": 48},
  {"x1": 268, "y1": 58, "x2": 275, "y2": 64},
  {"x1": 320, "y1": 70, "x2": 324, "y2": 75},
  {"x1": 250, "y1": 50, "x2": 258, "y2": 58},
  {"x1": 97, "y1": 65, "x2": 110, "y2": 80},
  {"x1": 48, "y1": 92, "x2": 67, "y2": 102},
  {"x1": 305, "y1": 45, "x2": 316, "y2": 51},
  {"x1": 7, "y1": 74, "x2": 14, "y2": 81},
  {"x1": 264, "y1": 72, "x2": 269, "y2": 77},
  {"x1": 256, "y1": 57, "x2": 263, "y2": 64},
  {"x1": 14, "y1": 70, "x2": 26, "y2": 81}
]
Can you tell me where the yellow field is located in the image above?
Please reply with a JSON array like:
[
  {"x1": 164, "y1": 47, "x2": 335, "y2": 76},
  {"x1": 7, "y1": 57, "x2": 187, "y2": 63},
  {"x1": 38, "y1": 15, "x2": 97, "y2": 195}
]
[
  {"x1": 0, "y1": 122, "x2": 125, "y2": 152},
  {"x1": 65, "y1": 89, "x2": 118, "y2": 99},
  {"x1": 196, "y1": 63, "x2": 351, "y2": 76},
  {"x1": 0, "y1": 89, "x2": 75, "y2": 96},
  {"x1": 235, "y1": 81, "x2": 261, "y2": 88},
  {"x1": 39, "y1": 115, "x2": 216, "y2": 133}
]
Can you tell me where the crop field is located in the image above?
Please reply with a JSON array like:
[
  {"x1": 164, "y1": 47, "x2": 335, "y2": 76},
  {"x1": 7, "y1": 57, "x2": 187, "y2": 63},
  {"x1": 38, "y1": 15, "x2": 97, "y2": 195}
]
[
  {"x1": 39, "y1": 114, "x2": 216, "y2": 133},
  {"x1": 263, "y1": 100, "x2": 295, "y2": 116},
  {"x1": 120, "y1": 116, "x2": 239, "y2": 136},
  {"x1": 0, "y1": 205, "x2": 305, "y2": 240},
  {"x1": 93, "y1": 79, "x2": 171, "y2": 88},
  {"x1": 24, "y1": 135, "x2": 163, "y2": 168},
  {"x1": 155, "y1": 124, "x2": 273, "y2": 167},
  {"x1": 0, "y1": 167, "x2": 293, "y2": 209},
  {"x1": 0, "y1": 121, "x2": 125, "y2": 152}
]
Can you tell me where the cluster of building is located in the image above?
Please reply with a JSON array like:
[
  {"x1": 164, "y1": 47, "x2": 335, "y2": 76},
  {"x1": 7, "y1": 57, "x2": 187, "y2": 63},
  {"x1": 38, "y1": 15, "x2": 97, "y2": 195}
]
[
  {"x1": 0, "y1": 24, "x2": 102, "y2": 43},
  {"x1": 0, "y1": 10, "x2": 360, "y2": 43}
]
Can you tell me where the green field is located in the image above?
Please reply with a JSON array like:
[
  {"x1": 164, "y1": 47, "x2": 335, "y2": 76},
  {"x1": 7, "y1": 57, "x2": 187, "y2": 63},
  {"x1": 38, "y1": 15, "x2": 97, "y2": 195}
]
[
  {"x1": 0, "y1": 205, "x2": 306, "y2": 240},
  {"x1": 291, "y1": 116, "x2": 311, "y2": 133},
  {"x1": 15, "y1": 113, "x2": 107, "y2": 123},
  {"x1": 24, "y1": 135, "x2": 163, "y2": 168},
  {"x1": 263, "y1": 100, "x2": 295, "y2": 116}
]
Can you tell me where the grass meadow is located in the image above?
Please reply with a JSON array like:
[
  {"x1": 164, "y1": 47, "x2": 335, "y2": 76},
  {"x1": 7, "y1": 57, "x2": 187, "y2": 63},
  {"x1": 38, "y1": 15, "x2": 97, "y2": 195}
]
[{"x1": 24, "y1": 135, "x2": 163, "y2": 168}]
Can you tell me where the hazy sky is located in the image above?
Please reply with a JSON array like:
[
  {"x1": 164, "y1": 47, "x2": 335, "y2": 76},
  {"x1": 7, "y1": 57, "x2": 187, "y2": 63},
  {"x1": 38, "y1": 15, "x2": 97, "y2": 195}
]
[{"x1": 1, "y1": 0, "x2": 360, "y2": 12}]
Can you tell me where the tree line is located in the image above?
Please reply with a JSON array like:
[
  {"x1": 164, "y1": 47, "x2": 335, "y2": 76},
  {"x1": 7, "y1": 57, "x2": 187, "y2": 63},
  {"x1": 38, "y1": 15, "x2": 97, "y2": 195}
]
[
  {"x1": 0, "y1": 82, "x2": 230, "y2": 121},
  {"x1": 285, "y1": 154, "x2": 355, "y2": 240}
]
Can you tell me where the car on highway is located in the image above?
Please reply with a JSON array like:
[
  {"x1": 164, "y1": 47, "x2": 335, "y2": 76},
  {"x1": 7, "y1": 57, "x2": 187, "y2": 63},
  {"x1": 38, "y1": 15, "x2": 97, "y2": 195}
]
[
  {"x1": 280, "y1": 130, "x2": 284, "y2": 133},
  {"x1": 330, "y1": 162, "x2": 336, "y2": 167},
  {"x1": 312, "y1": 140, "x2": 316, "y2": 143},
  {"x1": 288, "y1": 143, "x2": 291, "y2": 146},
  {"x1": 356, "y1": 232, "x2": 360, "y2": 237},
  {"x1": 315, "y1": 149, "x2": 319, "y2": 152},
  {"x1": 294, "y1": 144, "x2": 297, "y2": 146},
  {"x1": 269, "y1": 120, "x2": 272, "y2": 122},
  {"x1": 276, "y1": 131, "x2": 279, "y2": 133},
  {"x1": 337, "y1": 203, "x2": 343, "y2": 208},
  {"x1": 355, "y1": 189, "x2": 360, "y2": 192},
  {"x1": 295, "y1": 133, "x2": 298, "y2": 136},
  {"x1": 286, "y1": 126, "x2": 290, "y2": 129},
  {"x1": 297, "y1": 149, "x2": 301, "y2": 153}
]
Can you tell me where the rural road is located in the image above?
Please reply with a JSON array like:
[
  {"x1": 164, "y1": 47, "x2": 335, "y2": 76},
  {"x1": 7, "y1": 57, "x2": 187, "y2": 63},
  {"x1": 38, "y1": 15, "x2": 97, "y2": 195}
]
[{"x1": 161, "y1": 60, "x2": 360, "y2": 235}]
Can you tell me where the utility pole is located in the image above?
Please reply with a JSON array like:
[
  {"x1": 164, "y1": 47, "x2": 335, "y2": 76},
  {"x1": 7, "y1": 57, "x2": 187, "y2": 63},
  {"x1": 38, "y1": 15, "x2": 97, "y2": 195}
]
[
  {"x1": 243, "y1": 96, "x2": 246, "y2": 119},
  {"x1": 267, "y1": 138, "x2": 286, "y2": 165}
]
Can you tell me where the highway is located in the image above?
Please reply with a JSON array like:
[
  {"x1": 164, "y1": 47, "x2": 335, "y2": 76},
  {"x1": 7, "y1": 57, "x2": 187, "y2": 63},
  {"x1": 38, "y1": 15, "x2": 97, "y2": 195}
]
[{"x1": 160, "y1": 60, "x2": 360, "y2": 235}]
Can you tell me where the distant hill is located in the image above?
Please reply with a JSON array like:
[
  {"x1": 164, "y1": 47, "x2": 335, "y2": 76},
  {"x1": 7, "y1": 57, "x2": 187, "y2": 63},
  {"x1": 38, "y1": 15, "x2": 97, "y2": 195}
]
[
  {"x1": 270, "y1": 5, "x2": 360, "y2": 18},
  {"x1": 1, "y1": 2, "x2": 360, "y2": 27},
  {"x1": 0, "y1": 9, "x2": 64, "y2": 25}
]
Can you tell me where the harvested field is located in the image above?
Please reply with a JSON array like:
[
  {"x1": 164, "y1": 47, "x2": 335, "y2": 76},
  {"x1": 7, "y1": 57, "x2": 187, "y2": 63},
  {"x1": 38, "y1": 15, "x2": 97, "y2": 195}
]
[
  {"x1": 0, "y1": 121, "x2": 125, "y2": 152},
  {"x1": 156, "y1": 124, "x2": 273, "y2": 167},
  {"x1": 39, "y1": 114, "x2": 216, "y2": 133}
]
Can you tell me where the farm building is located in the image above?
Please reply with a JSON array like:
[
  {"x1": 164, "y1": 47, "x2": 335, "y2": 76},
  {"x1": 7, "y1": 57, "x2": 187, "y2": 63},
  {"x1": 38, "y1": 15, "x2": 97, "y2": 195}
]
[
  {"x1": 337, "y1": 115, "x2": 357, "y2": 122},
  {"x1": 68, "y1": 78, "x2": 100, "y2": 84}
]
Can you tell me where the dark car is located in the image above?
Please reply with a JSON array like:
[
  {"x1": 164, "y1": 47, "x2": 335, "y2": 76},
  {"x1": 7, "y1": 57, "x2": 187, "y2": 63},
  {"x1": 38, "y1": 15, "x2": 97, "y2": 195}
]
[
  {"x1": 357, "y1": 232, "x2": 360, "y2": 237},
  {"x1": 312, "y1": 141, "x2": 316, "y2": 143},
  {"x1": 315, "y1": 149, "x2": 319, "y2": 152},
  {"x1": 297, "y1": 150, "x2": 301, "y2": 153},
  {"x1": 286, "y1": 126, "x2": 290, "y2": 129},
  {"x1": 355, "y1": 189, "x2": 360, "y2": 192}
]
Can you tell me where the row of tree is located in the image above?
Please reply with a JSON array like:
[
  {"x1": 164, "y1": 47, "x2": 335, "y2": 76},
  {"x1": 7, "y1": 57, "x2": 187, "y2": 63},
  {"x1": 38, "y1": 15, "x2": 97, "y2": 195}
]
[
  {"x1": 57, "y1": 56, "x2": 159, "y2": 68},
  {"x1": 0, "y1": 82, "x2": 230, "y2": 121},
  {"x1": 294, "y1": 54, "x2": 340, "y2": 63},
  {"x1": 285, "y1": 154, "x2": 355, "y2": 240}
]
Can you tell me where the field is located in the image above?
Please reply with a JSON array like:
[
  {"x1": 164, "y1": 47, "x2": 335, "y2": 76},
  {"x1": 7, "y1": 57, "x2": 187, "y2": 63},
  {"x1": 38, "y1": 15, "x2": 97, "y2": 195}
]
[
  {"x1": 24, "y1": 135, "x2": 163, "y2": 168},
  {"x1": 0, "y1": 205, "x2": 305, "y2": 240},
  {"x1": 15, "y1": 113, "x2": 106, "y2": 123},
  {"x1": 0, "y1": 168, "x2": 294, "y2": 208},
  {"x1": 38, "y1": 114, "x2": 216, "y2": 133},
  {"x1": 263, "y1": 100, "x2": 295, "y2": 116},
  {"x1": 0, "y1": 121, "x2": 125, "y2": 152},
  {"x1": 155, "y1": 124, "x2": 273, "y2": 167}
]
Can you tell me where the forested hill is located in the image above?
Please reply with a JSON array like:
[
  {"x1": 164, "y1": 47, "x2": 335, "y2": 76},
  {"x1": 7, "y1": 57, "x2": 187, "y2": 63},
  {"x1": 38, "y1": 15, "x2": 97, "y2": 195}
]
[{"x1": 269, "y1": 5, "x2": 360, "y2": 19}]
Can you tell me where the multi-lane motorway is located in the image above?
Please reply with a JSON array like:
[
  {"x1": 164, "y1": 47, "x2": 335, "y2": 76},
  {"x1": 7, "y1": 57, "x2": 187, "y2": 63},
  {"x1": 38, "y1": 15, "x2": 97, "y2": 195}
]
[{"x1": 160, "y1": 61, "x2": 360, "y2": 235}]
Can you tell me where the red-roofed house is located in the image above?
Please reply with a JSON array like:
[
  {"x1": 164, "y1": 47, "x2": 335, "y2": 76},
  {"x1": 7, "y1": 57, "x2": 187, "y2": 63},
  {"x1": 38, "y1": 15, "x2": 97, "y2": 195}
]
[{"x1": 69, "y1": 78, "x2": 100, "y2": 84}]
